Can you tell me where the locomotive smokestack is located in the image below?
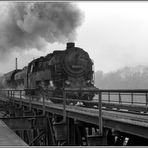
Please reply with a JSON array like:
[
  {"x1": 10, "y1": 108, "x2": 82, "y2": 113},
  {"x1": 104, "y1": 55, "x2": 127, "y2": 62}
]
[
  {"x1": 66, "y1": 42, "x2": 75, "y2": 49},
  {"x1": 15, "y1": 58, "x2": 18, "y2": 70}
]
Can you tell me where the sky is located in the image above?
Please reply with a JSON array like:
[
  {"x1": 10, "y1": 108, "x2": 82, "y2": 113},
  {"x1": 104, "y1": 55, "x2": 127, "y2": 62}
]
[{"x1": 1, "y1": 1, "x2": 148, "y2": 73}]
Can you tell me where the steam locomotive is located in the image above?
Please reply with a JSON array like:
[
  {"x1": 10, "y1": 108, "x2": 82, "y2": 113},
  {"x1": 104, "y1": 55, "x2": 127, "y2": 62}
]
[{"x1": 0, "y1": 43, "x2": 95, "y2": 102}]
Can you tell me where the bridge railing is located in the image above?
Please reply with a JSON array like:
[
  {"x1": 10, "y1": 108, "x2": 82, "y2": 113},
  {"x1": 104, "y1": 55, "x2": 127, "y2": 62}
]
[
  {"x1": 1, "y1": 89, "x2": 148, "y2": 106},
  {"x1": 100, "y1": 89, "x2": 148, "y2": 106}
]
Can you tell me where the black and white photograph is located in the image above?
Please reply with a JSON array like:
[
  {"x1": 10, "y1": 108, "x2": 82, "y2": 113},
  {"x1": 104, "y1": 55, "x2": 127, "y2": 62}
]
[{"x1": 0, "y1": 1, "x2": 147, "y2": 146}]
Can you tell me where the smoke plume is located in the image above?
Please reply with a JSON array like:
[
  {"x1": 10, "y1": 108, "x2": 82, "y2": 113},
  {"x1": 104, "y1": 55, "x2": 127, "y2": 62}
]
[{"x1": 0, "y1": 2, "x2": 84, "y2": 60}]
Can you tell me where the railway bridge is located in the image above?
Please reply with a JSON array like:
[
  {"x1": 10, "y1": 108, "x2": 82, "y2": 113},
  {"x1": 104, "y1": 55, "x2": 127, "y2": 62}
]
[{"x1": 0, "y1": 88, "x2": 148, "y2": 146}]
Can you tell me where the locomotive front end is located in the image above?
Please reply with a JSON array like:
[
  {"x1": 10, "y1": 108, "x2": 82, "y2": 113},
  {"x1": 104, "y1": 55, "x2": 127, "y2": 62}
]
[
  {"x1": 63, "y1": 43, "x2": 93, "y2": 78},
  {"x1": 62, "y1": 43, "x2": 94, "y2": 101}
]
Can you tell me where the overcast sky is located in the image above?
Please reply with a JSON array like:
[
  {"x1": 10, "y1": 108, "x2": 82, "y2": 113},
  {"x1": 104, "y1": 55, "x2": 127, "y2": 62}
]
[{"x1": 1, "y1": 1, "x2": 148, "y2": 73}]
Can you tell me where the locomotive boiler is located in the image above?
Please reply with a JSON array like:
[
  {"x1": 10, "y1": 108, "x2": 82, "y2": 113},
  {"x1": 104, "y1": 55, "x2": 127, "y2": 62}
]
[{"x1": 0, "y1": 42, "x2": 95, "y2": 102}]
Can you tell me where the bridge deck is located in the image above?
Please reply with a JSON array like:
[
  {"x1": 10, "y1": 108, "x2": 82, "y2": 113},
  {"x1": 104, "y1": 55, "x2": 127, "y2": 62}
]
[
  {"x1": 0, "y1": 119, "x2": 27, "y2": 146},
  {"x1": 0, "y1": 96, "x2": 148, "y2": 139}
]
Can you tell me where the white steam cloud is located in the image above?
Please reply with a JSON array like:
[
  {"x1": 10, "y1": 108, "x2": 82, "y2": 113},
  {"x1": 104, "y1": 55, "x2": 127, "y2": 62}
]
[{"x1": 0, "y1": 2, "x2": 84, "y2": 60}]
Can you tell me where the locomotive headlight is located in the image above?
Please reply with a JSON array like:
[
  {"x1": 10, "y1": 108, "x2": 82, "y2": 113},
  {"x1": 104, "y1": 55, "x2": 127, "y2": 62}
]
[{"x1": 65, "y1": 80, "x2": 71, "y2": 85}]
